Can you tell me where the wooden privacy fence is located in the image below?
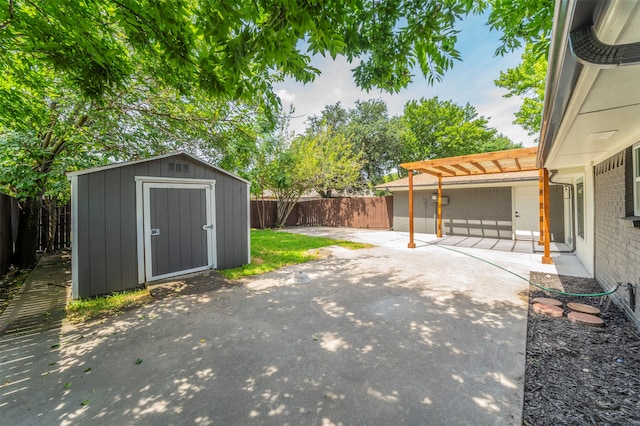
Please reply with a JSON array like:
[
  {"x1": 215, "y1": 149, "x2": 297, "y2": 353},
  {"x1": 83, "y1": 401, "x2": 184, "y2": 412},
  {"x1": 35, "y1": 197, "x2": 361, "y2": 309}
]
[
  {"x1": 0, "y1": 193, "x2": 19, "y2": 276},
  {"x1": 251, "y1": 196, "x2": 393, "y2": 229},
  {"x1": 39, "y1": 201, "x2": 71, "y2": 252},
  {"x1": 0, "y1": 196, "x2": 72, "y2": 275}
]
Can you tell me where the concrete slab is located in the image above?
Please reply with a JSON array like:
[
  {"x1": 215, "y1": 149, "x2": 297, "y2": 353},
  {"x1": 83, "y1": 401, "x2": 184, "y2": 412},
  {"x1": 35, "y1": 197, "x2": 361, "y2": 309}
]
[
  {"x1": 1, "y1": 231, "x2": 533, "y2": 425},
  {"x1": 529, "y1": 253, "x2": 591, "y2": 278}
]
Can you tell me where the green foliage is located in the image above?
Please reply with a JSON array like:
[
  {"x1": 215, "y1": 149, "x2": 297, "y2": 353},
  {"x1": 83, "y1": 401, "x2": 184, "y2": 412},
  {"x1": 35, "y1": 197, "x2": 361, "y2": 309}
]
[
  {"x1": 402, "y1": 97, "x2": 522, "y2": 161},
  {"x1": 0, "y1": 0, "x2": 486, "y2": 104},
  {"x1": 296, "y1": 128, "x2": 365, "y2": 198},
  {"x1": 306, "y1": 100, "x2": 412, "y2": 185},
  {"x1": 219, "y1": 229, "x2": 371, "y2": 279},
  {"x1": 495, "y1": 44, "x2": 547, "y2": 137},
  {"x1": 487, "y1": 0, "x2": 554, "y2": 58}
]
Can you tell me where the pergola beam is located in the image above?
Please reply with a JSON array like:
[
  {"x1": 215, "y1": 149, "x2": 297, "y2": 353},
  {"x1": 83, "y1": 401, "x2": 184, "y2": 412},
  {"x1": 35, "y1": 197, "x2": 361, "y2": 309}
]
[{"x1": 400, "y1": 146, "x2": 537, "y2": 172}]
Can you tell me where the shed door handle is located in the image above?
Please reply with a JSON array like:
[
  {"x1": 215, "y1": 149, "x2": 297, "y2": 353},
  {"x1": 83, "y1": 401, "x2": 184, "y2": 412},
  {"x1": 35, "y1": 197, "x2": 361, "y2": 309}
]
[{"x1": 202, "y1": 224, "x2": 214, "y2": 230}]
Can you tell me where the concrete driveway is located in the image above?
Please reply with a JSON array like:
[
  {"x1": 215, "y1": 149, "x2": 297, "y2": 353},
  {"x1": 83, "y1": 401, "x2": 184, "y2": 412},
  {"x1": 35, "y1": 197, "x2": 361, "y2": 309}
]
[{"x1": 1, "y1": 228, "x2": 532, "y2": 425}]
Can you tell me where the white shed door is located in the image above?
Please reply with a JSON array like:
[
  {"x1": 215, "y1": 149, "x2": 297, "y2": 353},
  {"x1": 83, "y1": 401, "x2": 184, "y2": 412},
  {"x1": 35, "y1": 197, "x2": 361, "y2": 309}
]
[
  {"x1": 514, "y1": 186, "x2": 540, "y2": 240},
  {"x1": 142, "y1": 182, "x2": 216, "y2": 281}
]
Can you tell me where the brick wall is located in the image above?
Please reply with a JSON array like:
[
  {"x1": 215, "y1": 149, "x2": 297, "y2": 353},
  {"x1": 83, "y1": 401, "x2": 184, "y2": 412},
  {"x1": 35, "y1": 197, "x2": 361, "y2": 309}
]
[{"x1": 594, "y1": 148, "x2": 640, "y2": 327}]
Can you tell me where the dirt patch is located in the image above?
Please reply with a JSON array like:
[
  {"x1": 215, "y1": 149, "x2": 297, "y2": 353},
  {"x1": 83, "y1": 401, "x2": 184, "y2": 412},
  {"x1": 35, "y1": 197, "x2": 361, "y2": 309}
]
[
  {"x1": 0, "y1": 268, "x2": 30, "y2": 315},
  {"x1": 148, "y1": 269, "x2": 237, "y2": 300},
  {"x1": 524, "y1": 272, "x2": 640, "y2": 425}
]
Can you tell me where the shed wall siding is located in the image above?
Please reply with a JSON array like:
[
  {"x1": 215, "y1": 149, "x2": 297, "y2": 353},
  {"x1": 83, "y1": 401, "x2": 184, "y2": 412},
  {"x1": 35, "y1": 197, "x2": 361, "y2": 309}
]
[
  {"x1": 594, "y1": 148, "x2": 639, "y2": 327},
  {"x1": 75, "y1": 153, "x2": 249, "y2": 298}
]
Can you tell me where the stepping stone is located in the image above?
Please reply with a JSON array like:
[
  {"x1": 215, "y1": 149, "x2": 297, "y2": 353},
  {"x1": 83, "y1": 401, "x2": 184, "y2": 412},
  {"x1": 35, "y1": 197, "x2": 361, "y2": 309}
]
[
  {"x1": 532, "y1": 297, "x2": 563, "y2": 307},
  {"x1": 567, "y1": 302, "x2": 601, "y2": 316},
  {"x1": 532, "y1": 303, "x2": 564, "y2": 317},
  {"x1": 567, "y1": 311, "x2": 604, "y2": 327}
]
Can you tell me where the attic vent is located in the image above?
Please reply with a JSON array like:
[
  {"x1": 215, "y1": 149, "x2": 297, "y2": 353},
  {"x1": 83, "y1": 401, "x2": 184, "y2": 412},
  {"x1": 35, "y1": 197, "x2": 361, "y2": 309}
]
[{"x1": 168, "y1": 163, "x2": 189, "y2": 173}]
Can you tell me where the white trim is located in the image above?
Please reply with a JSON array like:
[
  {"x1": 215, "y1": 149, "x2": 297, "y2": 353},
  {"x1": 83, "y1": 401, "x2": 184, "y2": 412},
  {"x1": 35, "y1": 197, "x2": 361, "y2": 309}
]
[
  {"x1": 68, "y1": 151, "x2": 250, "y2": 184},
  {"x1": 70, "y1": 176, "x2": 79, "y2": 299},
  {"x1": 135, "y1": 176, "x2": 217, "y2": 185},
  {"x1": 136, "y1": 179, "x2": 145, "y2": 284},
  {"x1": 138, "y1": 179, "x2": 216, "y2": 282},
  {"x1": 207, "y1": 182, "x2": 217, "y2": 269},
  {"x1": 146, "y1": 265, "x2": 213, "y2": 282}
]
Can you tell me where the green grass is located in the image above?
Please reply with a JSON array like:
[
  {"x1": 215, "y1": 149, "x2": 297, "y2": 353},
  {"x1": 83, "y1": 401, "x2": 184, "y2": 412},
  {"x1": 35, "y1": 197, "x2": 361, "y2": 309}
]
[
  {"x1": 219, "y1": 229, "x2": 372, "y2": 280},
  {"x1": 65, "y1": 230, "x2": 369, "y2": 321},
  {"x1": 66, "y1": 288, "x2": 153, "y2": 322}
]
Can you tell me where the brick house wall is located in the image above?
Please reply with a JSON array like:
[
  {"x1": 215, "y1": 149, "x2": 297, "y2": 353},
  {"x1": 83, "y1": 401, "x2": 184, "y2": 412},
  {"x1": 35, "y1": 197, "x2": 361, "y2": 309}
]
[{"x1": 594, "y1": 148, "x2": 640, "y2": 327}]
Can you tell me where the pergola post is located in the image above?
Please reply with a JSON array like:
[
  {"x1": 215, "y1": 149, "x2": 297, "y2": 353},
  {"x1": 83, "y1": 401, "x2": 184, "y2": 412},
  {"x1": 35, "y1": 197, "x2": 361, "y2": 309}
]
[
  {"x1": 542, "y1": 168, "x2": 553, "y2": 264},
  {"x1": 538, "y1": 169, "x2": 544, "y2": 246},
  {"x1": 408, "y1": 170, "x2": 416, "y2": 248},
  {"x1": 437, "y1": 173, "x2": 443, "y2": 238}
]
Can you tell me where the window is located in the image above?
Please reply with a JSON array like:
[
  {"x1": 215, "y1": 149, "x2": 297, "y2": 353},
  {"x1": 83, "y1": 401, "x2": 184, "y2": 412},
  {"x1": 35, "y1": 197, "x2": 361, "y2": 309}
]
[
  {"x1": 634, "y1": 143, "x2": 640, "y2": 216},
  {"x1": 576, "y1": 179, "x2": 584, "y2": 239}
]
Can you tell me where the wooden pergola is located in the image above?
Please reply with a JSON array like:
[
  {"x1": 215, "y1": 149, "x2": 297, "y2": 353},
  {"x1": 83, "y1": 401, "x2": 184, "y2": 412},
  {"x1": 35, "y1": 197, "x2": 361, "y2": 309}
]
[{"x1": 400, "y1": 147, "x2": 553, "y2": 264}]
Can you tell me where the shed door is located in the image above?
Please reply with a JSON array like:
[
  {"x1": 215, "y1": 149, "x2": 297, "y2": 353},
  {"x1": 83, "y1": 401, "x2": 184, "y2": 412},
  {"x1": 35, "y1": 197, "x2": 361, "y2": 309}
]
[
  {"x1": 513, "y1": 186, "x2": 540, "y2": 240},
  {"x1": 143, "y1": 182, "x2": 216, "y2": 281}
]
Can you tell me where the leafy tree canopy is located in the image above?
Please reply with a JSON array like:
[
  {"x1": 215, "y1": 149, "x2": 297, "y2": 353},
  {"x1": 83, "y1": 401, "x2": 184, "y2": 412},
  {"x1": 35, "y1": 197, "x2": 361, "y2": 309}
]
[
  {"x1": 1, "y1": 0, "x2": 484, "y2": 108},
  {"x1": 306, "y1": 100, "x2": 411, "y2": 186},
  {"x1": 487, "y1": 0, "x2": 554, "y2": 58},
  {"x1": 402, "y1": 97, "x2": 522, "y2": 161},
  {"x1": 495, "y1": 44, "x2": 547, "y2": 138}
]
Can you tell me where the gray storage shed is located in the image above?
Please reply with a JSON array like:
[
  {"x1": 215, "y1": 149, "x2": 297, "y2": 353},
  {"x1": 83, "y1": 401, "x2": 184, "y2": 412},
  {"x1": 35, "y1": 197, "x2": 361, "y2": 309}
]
[{"x1": 68, "y1": 152, "x2": 250, "y2": 299}]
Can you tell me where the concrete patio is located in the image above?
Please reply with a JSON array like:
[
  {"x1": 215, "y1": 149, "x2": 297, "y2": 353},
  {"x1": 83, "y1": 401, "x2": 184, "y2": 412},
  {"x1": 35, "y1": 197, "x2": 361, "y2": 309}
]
[{"x1": 1, "y1": 228, "x2": 590, "y2": 425}]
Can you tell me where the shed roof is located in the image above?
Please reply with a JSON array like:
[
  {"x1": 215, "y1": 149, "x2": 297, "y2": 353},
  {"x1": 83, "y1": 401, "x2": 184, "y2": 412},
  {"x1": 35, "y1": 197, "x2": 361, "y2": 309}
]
[
  {"x1": 400, "y1": 147, "x2": 538, "y2": 177},
  {"x1": 66, "y1": 151, "x2": 250, "y2": 184}
]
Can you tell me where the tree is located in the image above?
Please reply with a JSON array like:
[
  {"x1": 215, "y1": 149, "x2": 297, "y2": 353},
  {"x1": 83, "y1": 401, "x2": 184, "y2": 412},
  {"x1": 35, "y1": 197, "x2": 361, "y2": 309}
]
[
  {"x1": 252, "y1": 120, "x2": 363, "y2": 226},
  {"x1": 495, "y1": 44, "x2": 547, "y2": 138},
  {"x1": 402, "y1": 97, "x2": 522, "y2": 161},
  {"x1": 0, "y1": 61, "x2": 262, "y2": 267},
  {"x1": 306, "y1": 100, "x2": 411, "y2": 187},
  {"x1": 299, "y1": 129, "x2": 364, "y2": 199}
]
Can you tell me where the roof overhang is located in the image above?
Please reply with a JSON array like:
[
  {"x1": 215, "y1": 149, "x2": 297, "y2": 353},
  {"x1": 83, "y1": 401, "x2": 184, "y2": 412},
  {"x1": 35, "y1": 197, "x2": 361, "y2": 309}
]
[
  {"x1": 400, "y1": 147, "x2": 538, "y2": 177},
  {"x1": 66, "y1": 151, "x2": 251, "y2": 184},
  {"x1": 538, "y1": 0, "x2": 640, "y2": 170}
]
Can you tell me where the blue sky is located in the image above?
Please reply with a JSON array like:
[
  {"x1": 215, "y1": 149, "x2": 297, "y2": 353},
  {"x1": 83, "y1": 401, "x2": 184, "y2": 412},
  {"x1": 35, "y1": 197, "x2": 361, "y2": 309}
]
[{"x1": 274, "y1": 13, "x2": 536, "y2": 147}]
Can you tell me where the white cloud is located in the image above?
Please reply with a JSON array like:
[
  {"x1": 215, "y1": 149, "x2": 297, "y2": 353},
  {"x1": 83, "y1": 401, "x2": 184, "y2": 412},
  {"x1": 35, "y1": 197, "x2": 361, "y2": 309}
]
[{"x1": 276, "y1": 89, "x2": 296, "y2": 104}]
